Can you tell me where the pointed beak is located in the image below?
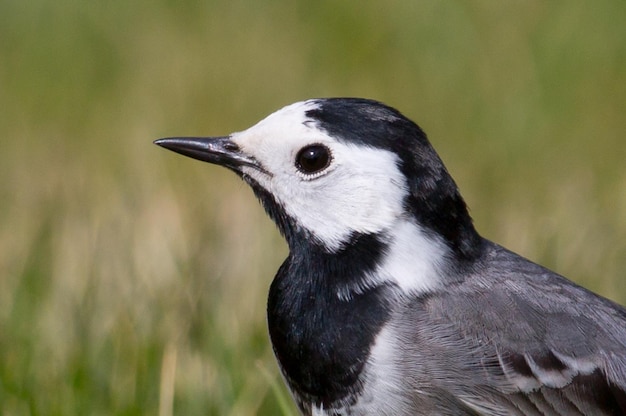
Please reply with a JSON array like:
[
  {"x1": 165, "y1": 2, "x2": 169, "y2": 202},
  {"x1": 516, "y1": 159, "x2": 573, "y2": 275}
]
[{"x1": 154, "y1": 136, "x2": 260, "y2": 172}]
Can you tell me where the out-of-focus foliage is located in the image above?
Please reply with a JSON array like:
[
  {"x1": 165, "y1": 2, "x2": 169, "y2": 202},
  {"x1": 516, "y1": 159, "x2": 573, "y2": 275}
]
[{"x1": 1, "y1": 1, "x2": 624, "y2": 414}]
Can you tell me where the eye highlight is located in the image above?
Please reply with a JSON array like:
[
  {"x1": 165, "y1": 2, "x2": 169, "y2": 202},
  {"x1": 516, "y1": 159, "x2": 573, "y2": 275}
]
[{"x1": 295, "y1": 144, "x2": 332, "y2": 175}]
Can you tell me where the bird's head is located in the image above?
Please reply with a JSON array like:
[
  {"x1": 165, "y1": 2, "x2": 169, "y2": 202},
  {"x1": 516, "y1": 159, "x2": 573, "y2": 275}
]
[{"x1": 156, "y1": 98, "x2": 481, "y2": 265}]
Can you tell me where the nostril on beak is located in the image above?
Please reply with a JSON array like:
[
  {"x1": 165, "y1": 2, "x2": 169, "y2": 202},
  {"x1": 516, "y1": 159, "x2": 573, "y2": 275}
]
[{"x1": 223, "y1": 141, "x2": 240, "y2": 152}]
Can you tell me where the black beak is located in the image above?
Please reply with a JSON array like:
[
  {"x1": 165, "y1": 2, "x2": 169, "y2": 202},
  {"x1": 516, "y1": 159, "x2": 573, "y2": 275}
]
[{"x1": 154, "y1": 136, "x2": 260, "y2": 172}]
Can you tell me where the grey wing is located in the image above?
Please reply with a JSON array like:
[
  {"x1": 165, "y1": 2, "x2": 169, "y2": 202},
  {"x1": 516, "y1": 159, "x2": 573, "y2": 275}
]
[{"x1": 396, "y1": 245, "x2": 626, "y2": 415}]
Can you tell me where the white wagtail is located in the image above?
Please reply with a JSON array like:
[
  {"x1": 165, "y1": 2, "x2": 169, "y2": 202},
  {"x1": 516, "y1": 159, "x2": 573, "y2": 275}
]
[{"x1": 155, "y1": 98, "x2": 626, "y2": 415}]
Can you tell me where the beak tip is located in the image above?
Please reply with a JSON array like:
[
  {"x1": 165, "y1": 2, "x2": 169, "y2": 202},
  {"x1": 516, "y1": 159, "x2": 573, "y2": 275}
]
[{"x1": 154, "y1": 138, "x2": 171, "y2": 147}]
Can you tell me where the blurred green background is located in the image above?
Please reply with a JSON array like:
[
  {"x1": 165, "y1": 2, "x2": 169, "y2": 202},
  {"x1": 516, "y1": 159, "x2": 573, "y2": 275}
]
[{"x1": 1, "y1": 0, "x2": 625, "y2": 414}]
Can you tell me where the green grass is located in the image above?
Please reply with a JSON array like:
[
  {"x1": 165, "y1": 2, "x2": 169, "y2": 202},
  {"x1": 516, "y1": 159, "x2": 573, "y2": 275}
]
[{"x1": 1, "y1": 1, "x2": 625, "y2": 414}]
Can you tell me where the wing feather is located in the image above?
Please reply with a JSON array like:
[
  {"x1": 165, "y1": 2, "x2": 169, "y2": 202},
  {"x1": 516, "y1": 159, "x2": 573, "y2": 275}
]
[{"x1": 396, "y1": 242, "x2": 626, "y2": 415}]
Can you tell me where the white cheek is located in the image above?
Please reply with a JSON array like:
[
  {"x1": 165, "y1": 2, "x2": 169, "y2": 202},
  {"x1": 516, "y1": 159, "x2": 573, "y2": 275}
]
[
  {"x1": 230, "y1": 100, "x2": 410, "y2": 251},
  {"x1": 270, "y1": 145, "x2": 408, "y2": 251}
]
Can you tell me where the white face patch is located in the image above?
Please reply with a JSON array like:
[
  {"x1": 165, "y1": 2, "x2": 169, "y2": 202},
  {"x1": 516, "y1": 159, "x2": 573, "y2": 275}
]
[{"x1": 230, "y1": 100, "x2": 409, "y2": 252}]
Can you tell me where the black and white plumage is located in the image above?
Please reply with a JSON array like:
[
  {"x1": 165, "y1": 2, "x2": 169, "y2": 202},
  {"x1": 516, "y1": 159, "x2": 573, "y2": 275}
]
[{"x1": 155, "y1": 98, "x2": 626, "y2": 415}]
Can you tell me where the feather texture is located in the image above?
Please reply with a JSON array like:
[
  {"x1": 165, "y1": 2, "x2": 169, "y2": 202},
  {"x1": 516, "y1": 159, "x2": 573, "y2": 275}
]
[{"x1": 350, "y1": 241, "x2": 626, "y2": 416}]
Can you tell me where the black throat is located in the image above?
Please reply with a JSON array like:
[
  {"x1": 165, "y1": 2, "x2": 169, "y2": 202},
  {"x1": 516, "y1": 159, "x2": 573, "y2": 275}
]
[{"x1": 267, "y1": 231, "x2": 394, "y2": 410}]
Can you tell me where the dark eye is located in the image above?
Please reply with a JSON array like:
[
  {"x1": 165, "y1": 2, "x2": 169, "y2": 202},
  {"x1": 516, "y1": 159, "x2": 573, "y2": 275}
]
[{"x1": 295, "y1": 144, "x2": 331, "y2": 174}]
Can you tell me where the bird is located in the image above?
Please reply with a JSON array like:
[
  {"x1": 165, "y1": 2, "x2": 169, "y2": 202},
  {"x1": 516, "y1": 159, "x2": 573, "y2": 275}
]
[{"x1": 155, "y1": 98, "x2": 626, "y2": 415}]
